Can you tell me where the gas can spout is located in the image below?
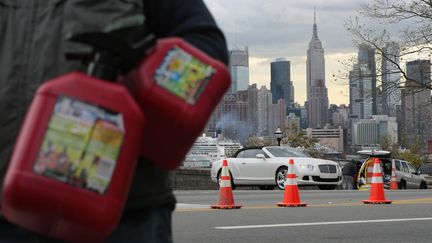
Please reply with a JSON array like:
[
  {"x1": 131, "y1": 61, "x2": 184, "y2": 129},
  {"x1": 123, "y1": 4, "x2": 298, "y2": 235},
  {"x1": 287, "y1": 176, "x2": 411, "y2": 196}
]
[{"x1": 65, "y1": 29, "x2": 155, "y2": 82}]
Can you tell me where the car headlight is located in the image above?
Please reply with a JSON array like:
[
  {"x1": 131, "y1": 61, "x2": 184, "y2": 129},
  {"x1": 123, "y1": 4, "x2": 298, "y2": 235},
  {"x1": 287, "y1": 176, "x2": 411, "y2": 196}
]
[{"x1": 299, "y1": 164, "x2": 314, "y2": 171}]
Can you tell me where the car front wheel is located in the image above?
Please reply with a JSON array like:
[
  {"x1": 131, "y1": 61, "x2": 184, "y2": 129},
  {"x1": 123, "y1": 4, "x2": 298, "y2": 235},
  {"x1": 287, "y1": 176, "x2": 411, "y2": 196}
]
[
  {"x1": 420, "y1": 181, "x2": 428, "y2": 189},
  {"x1": 399, "y1": 180, "x2": 407, "y2": 190},
  {"x1": 275, "y1": 166, "x2": 288, "y2": 190}
]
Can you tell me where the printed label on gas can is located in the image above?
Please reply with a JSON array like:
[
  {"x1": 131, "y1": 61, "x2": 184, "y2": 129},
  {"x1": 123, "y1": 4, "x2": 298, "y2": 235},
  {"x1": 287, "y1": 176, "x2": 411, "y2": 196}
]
[
  {"x1": 33, "y1": 96, "x2": 124, "y2": 195},
  {"x1": 154, "y1": 46, "x2": 215, "y2": 105}
]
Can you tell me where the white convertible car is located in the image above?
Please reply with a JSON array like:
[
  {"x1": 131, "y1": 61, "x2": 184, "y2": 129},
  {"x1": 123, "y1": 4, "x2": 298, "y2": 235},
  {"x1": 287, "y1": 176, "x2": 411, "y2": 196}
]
[{"x1": 211, "y1": 146, "x2": 342, "y2": 190}]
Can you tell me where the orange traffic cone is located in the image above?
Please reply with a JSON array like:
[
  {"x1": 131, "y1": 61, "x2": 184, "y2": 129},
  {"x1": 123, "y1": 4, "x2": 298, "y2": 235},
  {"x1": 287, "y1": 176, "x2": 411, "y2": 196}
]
[
  {"x1": 390, "y1": 160, "x2": 398, "y2": 190},
  {"x1": 211, "y1": 160, "x2": 242, "y2": 209},
  {"x1": 362, "y1": 158, "x2": 392, "y2": 204},
  {"x1": 277, "y1": 159, "x2": 307, "y2": 207}
]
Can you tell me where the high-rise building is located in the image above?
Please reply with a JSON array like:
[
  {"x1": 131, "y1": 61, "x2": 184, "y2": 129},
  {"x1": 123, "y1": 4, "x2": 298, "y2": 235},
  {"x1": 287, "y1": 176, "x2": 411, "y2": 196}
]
[
  {"x1": 270, "y1": 58, "x2": 294, "y2": 108},
  {"x1": 353, "y1": 120, "x2": 380, "y2": 150},
  {"x1": 237, "y1": 84, "x2": 260, "y2": 134},
  {"x1": 212, "y1": 92, "x2": 249, "y2": 142},
  {"x1": 288, "y1": 104, "x2": 308, "y2": 130},
  {"x1": 229, "y1": 47, "x2": 249, "y2": 93},
  {"x1": 217, "y1": 93, "x2": 238, "y2": 139},
  {"x1": 352, "y1": 115, "x2": 398, "y2": 152},
  {"x1": 306, "y1": 11, "x2": 328, "y2": 128},
  {"x1": 268, "y1": 99, "x2": 287, "y2": 138},
  {"x1": 381, "y1": 42, "x2": 401, "y2": 117},
  {"x1": 402, "y1": 60, "x2": 432, "y2": 152},
  {"x1": 257, "y1": 85, "x2": 272, "y2": 136},
  {"x1": 349, "y1": 43, "x2": 377, "y2": 121},
  {"x1": 358, "y1": 43, "x2": 377, "y2": 114},
  {"x1": 215, "y1": 83, "x2": 273, "y2": 142},
  {"x1": 210, "y1": 46, "x2": 248, "y2": 141},
  {"x1": 349, "y1": 66, "x2": 360, "y2": 121},
  {"x1": 331, "y1": 104, "x2": 349, "y2": 129},
  {"x1": 349, "y1": 63, "x2": 374, "y2": 120},
  {"x1": 349, "y1": 52, "x2": 375, "y2": 153},
  {"x1": 306, "y1": 127, "x2": 345, "y2": 152}
]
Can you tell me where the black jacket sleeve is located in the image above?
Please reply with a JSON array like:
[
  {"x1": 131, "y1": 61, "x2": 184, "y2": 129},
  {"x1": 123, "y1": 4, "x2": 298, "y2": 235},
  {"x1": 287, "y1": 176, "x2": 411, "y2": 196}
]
[{"x1": 143, "y1": 0, "x2": 229, "y2": 65}]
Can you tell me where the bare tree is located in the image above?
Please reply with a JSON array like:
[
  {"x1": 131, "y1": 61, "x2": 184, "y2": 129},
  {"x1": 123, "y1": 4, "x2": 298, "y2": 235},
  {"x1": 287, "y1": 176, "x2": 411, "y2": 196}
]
[
  {"x1": 346, "y1": 0, "x2": 432, "y2": 92},
  {"x1": 344, "y1": 0, "x2": 432, "y2": 154}
]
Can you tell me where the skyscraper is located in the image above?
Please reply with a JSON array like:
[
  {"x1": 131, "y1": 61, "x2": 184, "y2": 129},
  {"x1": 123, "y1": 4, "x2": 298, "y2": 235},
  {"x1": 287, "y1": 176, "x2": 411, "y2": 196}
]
[
  {"x1": 270, "y1": 58, "x2": 294, "y2": 108},
  {"x1": 257, "y1": 85, "x2": 272, "y2": 136},
  {"x1": 402, "y1": 60, "x2": 432, "y2": 152},
  {"x1": 349, "y1": 43, "x2": 379, "y2": 122},
  {"x1": 268, "y1": 99, "x2": 287, "y2": 137},
  {"x1": 381, "y1": 42, "x2": 401, "y2": 117},
  {"x1": 349, "y1": 63, "x2": 373, "y2": 120},
  {"x1": 306, "y1": 11, "x2": 328, "y2": 128},
  {"x1": 358, "y1": 43, "x2": 377, "y2": 115},
  {"x1": 237, "y1": 84, "x2": 259, "y2": 134},
  {"x1": 209, "y1": 47, "x2": 249, "y2": 140},
  {"x1": 229, "y1": 47, "x2": 249, "y2": 93}
]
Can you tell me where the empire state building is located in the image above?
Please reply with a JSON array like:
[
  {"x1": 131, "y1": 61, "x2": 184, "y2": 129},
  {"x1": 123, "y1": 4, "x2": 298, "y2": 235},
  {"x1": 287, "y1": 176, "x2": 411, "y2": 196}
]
[{"x1": 306, "y1": 12, "x2": 328, "y2": 128}]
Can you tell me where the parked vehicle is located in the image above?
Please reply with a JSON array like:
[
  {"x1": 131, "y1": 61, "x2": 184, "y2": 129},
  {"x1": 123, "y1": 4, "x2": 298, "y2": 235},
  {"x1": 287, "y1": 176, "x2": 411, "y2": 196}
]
[
  {"x1": 418, "y1": 163, "x2": 432, "y2": 186},
  {"x1": 356, "y1": 150, "x2": 427, "y2": 190},
  {"x1": 418, "y1": 163, "x2": 432, "y2": 176},
  {"x1": 210, "y1": 146, "x2": 342, "y2": 190}
]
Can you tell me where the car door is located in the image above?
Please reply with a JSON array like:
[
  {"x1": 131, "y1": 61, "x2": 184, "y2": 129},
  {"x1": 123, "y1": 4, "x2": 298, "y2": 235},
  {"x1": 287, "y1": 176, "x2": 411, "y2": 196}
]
[
  {"x1": 236, "y1": 148, "x2": 271, "y2": 182},
  {"x1": 398, "y1": 161, "x2": 411, "y2": 188},
  {"x1": 406, "y1": 161, "x2": 423, "y2": 188},
  {"x1": 400, "y1": 161, "x2": 416, "y2": 189},
  {"x1": 393, "y1": 159, "x2": 402, "y2": 183}
]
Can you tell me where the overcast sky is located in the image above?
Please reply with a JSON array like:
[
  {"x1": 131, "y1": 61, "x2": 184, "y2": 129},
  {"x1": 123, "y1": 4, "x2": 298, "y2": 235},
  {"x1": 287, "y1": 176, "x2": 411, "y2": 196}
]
[{"x1": 204, "y1": 0, "x2": 367, "y2": 105}]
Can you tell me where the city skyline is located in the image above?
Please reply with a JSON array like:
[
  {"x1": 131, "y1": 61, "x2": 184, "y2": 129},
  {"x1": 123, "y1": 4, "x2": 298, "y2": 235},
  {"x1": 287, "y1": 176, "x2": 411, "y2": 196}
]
[
  {"x1": 203, "y1": 0, "x2": 432, "y2": 154},
  {"x1": 204, "y1": 0, "x2": 365, "y2": 106},
  {"x1": 210, "y1": 41, "x2": 431, "y2": 152}
]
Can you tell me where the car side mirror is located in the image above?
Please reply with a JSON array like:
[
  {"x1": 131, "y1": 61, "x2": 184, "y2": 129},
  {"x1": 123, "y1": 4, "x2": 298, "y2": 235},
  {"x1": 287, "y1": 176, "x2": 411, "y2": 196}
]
[{"x1": 256, "y1": 154, "x2": 266, "y2": 159}]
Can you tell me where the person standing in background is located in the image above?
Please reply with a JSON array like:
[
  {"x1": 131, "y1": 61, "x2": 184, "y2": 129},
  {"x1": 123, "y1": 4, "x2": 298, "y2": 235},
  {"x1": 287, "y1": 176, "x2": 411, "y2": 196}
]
[{"x1": 342, "y1": 160, "x2": 357, "y2": 190}]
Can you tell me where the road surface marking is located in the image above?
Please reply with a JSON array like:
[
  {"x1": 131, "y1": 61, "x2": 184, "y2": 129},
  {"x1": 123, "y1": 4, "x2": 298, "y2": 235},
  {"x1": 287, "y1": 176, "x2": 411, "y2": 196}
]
[
  {"x1": 215, "y1": 217, "x2": 432, "y2": 230},
  {"x1": 393, "y1": 197, "x2": 432, "y2": 204}
]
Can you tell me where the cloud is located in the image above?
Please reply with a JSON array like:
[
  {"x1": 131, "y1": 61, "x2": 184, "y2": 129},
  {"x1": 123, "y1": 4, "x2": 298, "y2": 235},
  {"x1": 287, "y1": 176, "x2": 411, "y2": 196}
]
[{"x1": 205, "y1": 0, "x2": 363, "y2": 49}]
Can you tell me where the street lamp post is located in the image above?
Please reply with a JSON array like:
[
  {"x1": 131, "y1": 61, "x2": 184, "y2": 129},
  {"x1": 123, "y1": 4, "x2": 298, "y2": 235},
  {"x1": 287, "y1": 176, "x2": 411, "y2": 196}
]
[{"x1": 275, "y1": 127, "x2": 283, "y2": 146}]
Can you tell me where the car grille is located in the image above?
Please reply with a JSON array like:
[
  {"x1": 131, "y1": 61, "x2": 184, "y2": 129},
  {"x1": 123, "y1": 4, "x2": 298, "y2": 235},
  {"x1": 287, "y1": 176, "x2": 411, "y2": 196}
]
[
  {"x1": 312, "y1": 176, "x2": 341, "y2": 182},
  {"x1": 318, "y1": 164, "x2": 337, "y2": 173}
]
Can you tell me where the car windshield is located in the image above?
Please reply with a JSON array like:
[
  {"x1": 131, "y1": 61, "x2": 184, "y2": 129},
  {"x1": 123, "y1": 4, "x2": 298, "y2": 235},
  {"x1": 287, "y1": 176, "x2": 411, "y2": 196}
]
[
  {"x1": 419, "y1": 163, "x2": 432, "y2": 174},
  {"x1": 266, "y1": 147, "x2": 308, "y2": 158}
]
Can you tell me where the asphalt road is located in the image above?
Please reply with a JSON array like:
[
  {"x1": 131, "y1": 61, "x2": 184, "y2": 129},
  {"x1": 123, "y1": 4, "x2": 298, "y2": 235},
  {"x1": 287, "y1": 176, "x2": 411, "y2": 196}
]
[{"x1": 173, "y1": 189, "x2": 432, "y2": 243}]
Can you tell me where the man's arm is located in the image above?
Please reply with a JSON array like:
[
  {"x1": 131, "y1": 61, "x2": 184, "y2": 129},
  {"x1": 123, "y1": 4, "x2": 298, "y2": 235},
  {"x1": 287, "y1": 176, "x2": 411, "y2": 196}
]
[{"x1": 143, "y1": 0, "x2": 229, "y2": 65}]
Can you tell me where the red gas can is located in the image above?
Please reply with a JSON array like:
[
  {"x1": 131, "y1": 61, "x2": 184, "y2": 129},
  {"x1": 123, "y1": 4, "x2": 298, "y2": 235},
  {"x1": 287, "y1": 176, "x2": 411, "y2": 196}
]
[
  {"x1": 127, "y1": 38, "x2": 231, "y2": 170},
  {"x1": 2, "y1": 72, "x2": 144, "y2": 242}
]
